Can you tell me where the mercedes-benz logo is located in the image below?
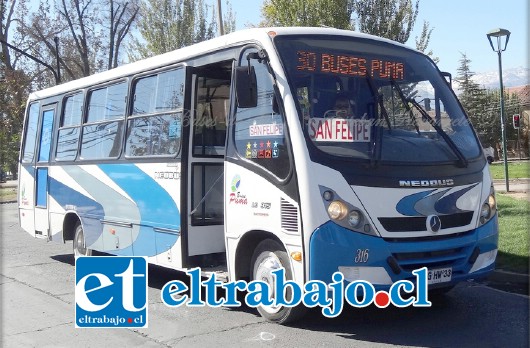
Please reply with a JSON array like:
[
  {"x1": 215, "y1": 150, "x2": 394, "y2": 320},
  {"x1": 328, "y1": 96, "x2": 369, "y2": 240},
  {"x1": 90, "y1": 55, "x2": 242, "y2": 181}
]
[{"x1": 427, "y1": 215, "x2": 441, "y2": 233}]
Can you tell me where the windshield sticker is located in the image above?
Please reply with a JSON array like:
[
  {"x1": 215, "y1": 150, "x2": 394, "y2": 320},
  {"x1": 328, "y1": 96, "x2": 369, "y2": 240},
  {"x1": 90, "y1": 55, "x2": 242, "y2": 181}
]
[
  {"x1": 249, "y1": 123, "x2": 284, "y2": 137},
  {"x1": 169, "y1": 120, "x2": 181, "y2": 138},
  {"x1": 297, "y1": 50, "x2": 404, "y2": 80},
  {"x1": 308, "y1": 118, "x2": 371, "y2": 142},
  {"x1": 245, "y1": 140, "x2": 280, "y2": 159}
]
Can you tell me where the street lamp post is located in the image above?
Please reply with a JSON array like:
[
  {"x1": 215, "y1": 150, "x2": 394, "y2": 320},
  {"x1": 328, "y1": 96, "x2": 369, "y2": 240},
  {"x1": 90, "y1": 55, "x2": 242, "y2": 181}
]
[{"x1": 487, "y1": 28, "x2": 510, "y2": 192}]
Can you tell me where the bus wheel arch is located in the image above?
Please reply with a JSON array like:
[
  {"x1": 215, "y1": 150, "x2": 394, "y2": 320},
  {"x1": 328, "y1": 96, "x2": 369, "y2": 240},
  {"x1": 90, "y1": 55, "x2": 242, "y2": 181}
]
[
  {"x1": 234, "y1": 230, "x2": 283, "y2": 282},
  {"x1": 63, "y1": 212, "x2": 81, "y2": 242}
]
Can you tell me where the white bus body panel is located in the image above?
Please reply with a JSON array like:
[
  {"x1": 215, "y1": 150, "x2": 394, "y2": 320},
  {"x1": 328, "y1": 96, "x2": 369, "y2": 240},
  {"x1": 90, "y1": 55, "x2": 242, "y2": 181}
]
[{"x1": 224, "y1": 162, "x2": 304, "y2": 285}]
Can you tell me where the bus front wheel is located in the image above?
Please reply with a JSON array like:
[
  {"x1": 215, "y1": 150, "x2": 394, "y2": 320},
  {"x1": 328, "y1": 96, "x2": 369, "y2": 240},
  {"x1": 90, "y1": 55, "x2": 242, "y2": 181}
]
[
  {"x1": 250, "y1": 239, "x2": 307, "y2": 324},
  {"x1": 73, "y1": 223, "x2": 92, "y2": 258}
]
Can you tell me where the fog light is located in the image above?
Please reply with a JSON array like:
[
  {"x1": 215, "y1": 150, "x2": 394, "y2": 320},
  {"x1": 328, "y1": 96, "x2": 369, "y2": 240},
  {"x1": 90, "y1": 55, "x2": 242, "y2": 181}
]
[
  {"x1": 323, "y1": 190, "x2": 333, "y2": 201},
  {"x1": 348, "y1": 210, "x2": 362, "y2": 227},
  {"x1": 328, "y1": 201, "x2": 348, "y2": 220}
]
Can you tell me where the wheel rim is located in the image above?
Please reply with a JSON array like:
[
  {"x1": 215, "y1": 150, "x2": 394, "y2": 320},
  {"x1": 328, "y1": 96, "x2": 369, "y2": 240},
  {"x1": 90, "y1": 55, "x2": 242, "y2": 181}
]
[
  {"x1": 254, "y1": 252, "x2": 284, "y2": 314},
  {"x1": 74, "y1": 228, "x2": 87, "y2": 256}
]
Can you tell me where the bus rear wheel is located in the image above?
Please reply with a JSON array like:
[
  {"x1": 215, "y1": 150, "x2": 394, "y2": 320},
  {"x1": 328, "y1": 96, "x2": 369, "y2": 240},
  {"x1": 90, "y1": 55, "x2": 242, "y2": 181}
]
[
  {"x1": 73, "y1": 223, "x2": 92, "y2": 258},
  {"x1": 250, "y1": 239, "x2": 307, "y2": 324}
]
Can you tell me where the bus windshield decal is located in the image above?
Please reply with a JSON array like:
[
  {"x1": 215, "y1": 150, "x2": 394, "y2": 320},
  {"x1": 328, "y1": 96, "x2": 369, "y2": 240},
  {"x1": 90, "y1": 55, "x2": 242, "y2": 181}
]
[
  {"x1": 308, "y1": 118, "x2": 371, "y2": 142},
  {"x1": 249, "y1": 123, "x2": 284, "y2": 137},
  {"x1": 297, "y1": 50, "x2": 404, "y2": 80}
]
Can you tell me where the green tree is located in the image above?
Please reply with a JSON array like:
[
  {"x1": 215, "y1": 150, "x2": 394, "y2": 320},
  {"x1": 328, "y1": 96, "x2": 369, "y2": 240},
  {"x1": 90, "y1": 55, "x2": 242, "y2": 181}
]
[
  {"x1": 221, "y1": 0, "x2": 236, "y2": 34},
  {"x1": 352, "y1": 0, "x2": 418, "y2": 43},
  {"x1": 129, "y1": 0, "x2": 235, "y2": 60},
  {"x1": 455, "y1": 53, "x2": 487, "y2": 116},
  {"x1": 17, "y1": 0, "x2": 138, "y2": 86},
  {"x1": 261, "y1": 0, "x2": 353, "y2": 28},
  {"x1": 454, "y1": 53, "x2": 501, "y2": 153},
  {"x1": 106, "y1": 0, "x2": 140, "y2": 69},
  {"x1": 414, "y1": 20, "x2": 437, "y2": 63},
  {"x1": 1, "y1": 0, "x2": 31, "y2": 178},
  {"x1": 260, "y1": 0, "x2": 435, "y2": 59}
]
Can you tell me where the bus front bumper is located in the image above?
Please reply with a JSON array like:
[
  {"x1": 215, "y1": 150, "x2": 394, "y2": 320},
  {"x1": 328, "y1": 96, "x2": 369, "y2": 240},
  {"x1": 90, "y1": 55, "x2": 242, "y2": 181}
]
[{"x1": 309, "y1": 215, "x2": 498, "y2": 290}]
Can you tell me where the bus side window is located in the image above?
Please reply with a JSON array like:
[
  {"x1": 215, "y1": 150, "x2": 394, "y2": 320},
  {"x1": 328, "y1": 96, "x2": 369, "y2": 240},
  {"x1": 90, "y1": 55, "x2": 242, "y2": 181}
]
[
  {"x1": 81, "y1": 81, "x2": 127, "y2": 159},
  {"x1": 234, "y1": 48, "x2": 291, "y2": 179},
  {"x1": 125, "y1": 68, "x2": 185, "y2": 157},
  {"x1": 56, "y1": 92, "x2": 83, "y2": 161},
  {"x1": 22, "y1": 103, "x2": 40, "y2": 163}
]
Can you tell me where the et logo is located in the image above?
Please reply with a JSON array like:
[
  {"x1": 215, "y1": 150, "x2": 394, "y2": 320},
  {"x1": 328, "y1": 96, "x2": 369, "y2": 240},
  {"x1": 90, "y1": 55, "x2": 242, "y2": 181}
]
[{"x1": 75, "y1": 256, "x2": 148, "y2": 328}]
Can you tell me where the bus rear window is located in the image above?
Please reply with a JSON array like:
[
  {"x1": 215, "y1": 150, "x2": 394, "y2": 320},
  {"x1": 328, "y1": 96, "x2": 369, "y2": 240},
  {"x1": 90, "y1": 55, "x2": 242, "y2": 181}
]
[{"x1": 22, "y1": 103, "x2": 40, "y2": 163}]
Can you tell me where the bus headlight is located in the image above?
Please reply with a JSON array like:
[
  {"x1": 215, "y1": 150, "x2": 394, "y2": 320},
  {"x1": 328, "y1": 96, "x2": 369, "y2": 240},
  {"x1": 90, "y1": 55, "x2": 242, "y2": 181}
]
[
  {"x1": 319, "y1": 186, "x2": 378, "y2": 236},
  {"x1": 479, "y1": 186, "x2": 496, "y2": 225},
  {"x1": 488, "y1": 193, "x2": 496, "y2": 211},
  {"x1": 328, "y1": 201, "x2": 348, "y2": 220},
  {"x1": 348, "y1": 210, "x2": 362, "y2": 227},
  {"x1": 480, "y1": 203, "x2": 491, "y2": 222}
]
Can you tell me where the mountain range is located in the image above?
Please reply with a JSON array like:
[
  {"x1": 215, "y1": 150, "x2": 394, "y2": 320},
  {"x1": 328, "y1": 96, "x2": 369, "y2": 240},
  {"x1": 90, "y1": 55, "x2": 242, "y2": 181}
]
[{"x1": 471, "y1": 66, "x2": 529, "y2": 89}]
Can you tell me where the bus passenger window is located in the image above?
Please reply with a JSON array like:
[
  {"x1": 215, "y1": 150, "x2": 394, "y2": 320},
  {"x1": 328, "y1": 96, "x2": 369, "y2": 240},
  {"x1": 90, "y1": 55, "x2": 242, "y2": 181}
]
[
  {"x1": 125, "y1": 68, "x2": 185, "y2": 157},
  {"x1": 81, "y1": 82, "x2": 127, "y2": 159},
  {"x1": 57, "y1": 92, "x2": 83, "y2": 161}
]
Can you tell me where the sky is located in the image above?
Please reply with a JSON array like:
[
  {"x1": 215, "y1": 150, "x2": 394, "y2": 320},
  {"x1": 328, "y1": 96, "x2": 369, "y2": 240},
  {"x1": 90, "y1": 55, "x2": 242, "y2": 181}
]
[
  {"x1": 21, "y1": 0, "x2": 528, "y2": 79},
  {"x1": 220, "y1": 0, "x2": 529, "y2": 77}
]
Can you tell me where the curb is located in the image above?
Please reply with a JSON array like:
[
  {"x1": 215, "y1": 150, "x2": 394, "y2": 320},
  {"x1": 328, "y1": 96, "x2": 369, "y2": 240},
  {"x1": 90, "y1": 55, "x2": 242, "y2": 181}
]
[{"x1": 488, "y1": 269, "x2": 530, "y2": 285}]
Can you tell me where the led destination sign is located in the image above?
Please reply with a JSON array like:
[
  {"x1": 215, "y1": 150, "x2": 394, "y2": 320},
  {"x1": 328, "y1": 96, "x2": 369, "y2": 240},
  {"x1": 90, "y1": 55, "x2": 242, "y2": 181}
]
[{"x1": 297, "y1": 50, "x2": 405, "y2": 80}]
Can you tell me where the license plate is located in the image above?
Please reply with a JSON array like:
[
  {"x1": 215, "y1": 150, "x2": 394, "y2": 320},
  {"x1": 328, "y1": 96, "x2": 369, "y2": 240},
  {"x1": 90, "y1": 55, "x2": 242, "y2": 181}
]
[{"x1": 428, "y1": 267, "x2": 452, "y2": 284}]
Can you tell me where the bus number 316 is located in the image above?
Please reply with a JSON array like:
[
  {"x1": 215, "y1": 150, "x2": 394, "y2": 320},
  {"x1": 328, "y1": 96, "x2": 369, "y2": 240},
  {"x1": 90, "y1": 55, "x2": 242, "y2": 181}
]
[{"x1": 355, "y1": 249, "x2": 369, "y2": 263}]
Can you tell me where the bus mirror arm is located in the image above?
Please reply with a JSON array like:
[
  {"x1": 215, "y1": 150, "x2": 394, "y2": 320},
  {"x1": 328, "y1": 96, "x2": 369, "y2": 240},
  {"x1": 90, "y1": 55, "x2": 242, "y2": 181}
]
[
  {"x1": 235, "y1": 65, "x2": 258, "y2": 108},
  {"x1": 441, "y1": 72, "x2": 452, "y2": 87}
]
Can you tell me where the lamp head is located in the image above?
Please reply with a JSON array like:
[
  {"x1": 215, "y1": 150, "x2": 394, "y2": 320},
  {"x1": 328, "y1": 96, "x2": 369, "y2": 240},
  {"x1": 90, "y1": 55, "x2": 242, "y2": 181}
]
[{"x1": 487, "y1": 28, "x2": 511, "y2": 52}]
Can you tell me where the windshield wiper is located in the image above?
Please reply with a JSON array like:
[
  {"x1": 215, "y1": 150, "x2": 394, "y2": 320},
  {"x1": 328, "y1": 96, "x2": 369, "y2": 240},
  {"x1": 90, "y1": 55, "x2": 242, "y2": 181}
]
[
  {"x1": 364, "y1": 75, "x2": 391, "y2": 167},
  {"x1": 391, "y1": 81, "x2": 421, "y2": 135},
  {"x1": 365, "y1": 75, "x2": 392, "y2": 132},
  {"x1": 407, "y1": 97, "x2": 468, "y2": 168}
]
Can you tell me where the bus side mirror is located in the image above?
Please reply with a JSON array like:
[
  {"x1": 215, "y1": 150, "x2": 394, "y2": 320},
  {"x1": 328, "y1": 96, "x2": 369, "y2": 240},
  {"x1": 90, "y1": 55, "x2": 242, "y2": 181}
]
[
  {"x1": 272, "y1": 95, "x2": 280, "y2": 114},
  {"x1": 235, "y1": 66, "x2": 257, "y2": 108},
  {"x1": 441, "y1": 72, "x2": 452, "y2": 87}
]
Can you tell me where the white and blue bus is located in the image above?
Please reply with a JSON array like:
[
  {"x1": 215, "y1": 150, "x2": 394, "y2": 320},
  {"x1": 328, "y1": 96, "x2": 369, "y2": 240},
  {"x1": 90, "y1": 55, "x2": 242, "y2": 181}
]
[{"x1": 19, "y1": 27, "x2": 498, "y2": 323}]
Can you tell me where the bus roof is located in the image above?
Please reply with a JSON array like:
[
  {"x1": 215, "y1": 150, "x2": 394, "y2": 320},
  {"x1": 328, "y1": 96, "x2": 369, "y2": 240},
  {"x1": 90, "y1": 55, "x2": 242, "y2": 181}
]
[{"x1": 27, "y1": 27, "x2": 413, "y2": 101}]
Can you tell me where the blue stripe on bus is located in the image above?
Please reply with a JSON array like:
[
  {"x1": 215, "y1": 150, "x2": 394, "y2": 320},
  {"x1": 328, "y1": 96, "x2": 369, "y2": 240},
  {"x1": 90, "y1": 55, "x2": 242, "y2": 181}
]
[
  {"x1": 396, "y1": 189, "x2": 435, "y2": 216},
  {"x1": 48, "y1": 175, "x2": 105, "y2": 246},
  {"x1": 98, "y1": 164, "x2": 180, "y2": 256}
]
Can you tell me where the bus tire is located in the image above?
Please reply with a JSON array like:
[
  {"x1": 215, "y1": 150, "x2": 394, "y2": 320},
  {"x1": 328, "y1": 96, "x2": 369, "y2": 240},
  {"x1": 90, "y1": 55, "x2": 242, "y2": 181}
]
[
  {"x1": 73, "y1": 223, "x2": 92, "y2": 258},
  {"x1": 250, "y1": 239, "x2": 307, "y2": 324}
]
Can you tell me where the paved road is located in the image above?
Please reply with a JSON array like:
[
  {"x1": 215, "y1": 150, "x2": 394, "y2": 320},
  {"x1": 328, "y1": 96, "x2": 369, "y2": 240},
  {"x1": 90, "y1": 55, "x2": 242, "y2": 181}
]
[{"x1": 1, "y1": 203, "x2": 529, "y2": 347}]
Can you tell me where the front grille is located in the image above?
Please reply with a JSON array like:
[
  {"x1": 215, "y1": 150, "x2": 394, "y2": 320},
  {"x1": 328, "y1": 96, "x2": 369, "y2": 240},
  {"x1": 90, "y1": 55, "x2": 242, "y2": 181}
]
[
  {"x1": 392, "y1": 245, "x2": 472, "y2": 272},
  {"x1": 378, "y1": 211, "x2": 474, "y2": 232},
  {"x1": 383, "y1": 230, "x2": 474, "y2": 243}
]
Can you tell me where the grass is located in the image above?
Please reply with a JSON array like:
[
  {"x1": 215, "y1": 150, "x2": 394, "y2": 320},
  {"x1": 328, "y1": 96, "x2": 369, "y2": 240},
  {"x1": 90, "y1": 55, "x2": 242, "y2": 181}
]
[
  {"x1": 489, "y1": 160, "x2": 530, "y2": 179},
  {"x1": 0, "y1": 187, "x2": 17, "y2": 203},
  {"x1": 495, "y1": 193, "x2": 530, "y2": 274}
]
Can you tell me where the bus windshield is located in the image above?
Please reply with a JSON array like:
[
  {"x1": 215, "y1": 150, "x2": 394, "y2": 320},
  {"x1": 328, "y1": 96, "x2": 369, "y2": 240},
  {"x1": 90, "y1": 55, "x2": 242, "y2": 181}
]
[{"x1": 274, "y1": 35, "x2": 481, "y2": 164}]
